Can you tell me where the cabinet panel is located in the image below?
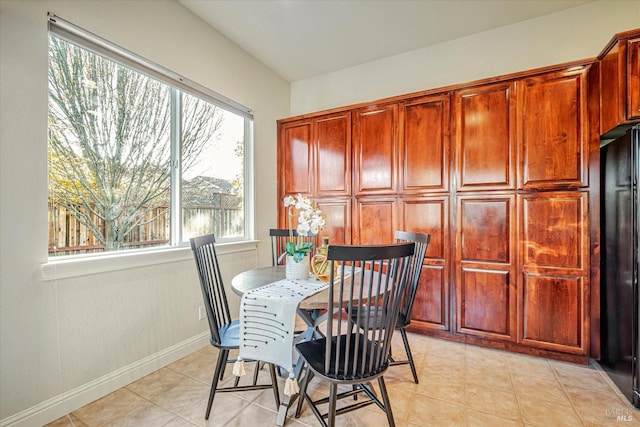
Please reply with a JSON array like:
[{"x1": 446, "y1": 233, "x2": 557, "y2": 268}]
[
  {"x1": 519, "y1": 191, "x2": 589, "y2": 355},
  {"x1": 457, "y1": 195, "x2": 514, "y2": 264},
  {"x1": 316, "y1": 198, "x2": 351, "y2": 245},
  {"x1": 399, "y1": 196, "x2": 450, "y2": 330},
  {"x1": 400, "y1": 94, "x2": 450, "y2": 192},
  {"x1": 278, "y1": 120, "x2": 313, "y2": 196},
  {"x1": 518, "y1": 68, "x2": 588, "y2": 189},
  {"x1": 456, "y1": 194, "x2": 515, "y2": 341},
  {"x1": 629, "y1": 38, "x2": 640, "y2": 120},
  {"x1": 454, "y1": 82, "x2": 516, "y2": 191},
  {"x1": 599, "y1": 41, "x2": 624, "y2": 135},
  {"x1": 520, "y1": 192, "x2": 588, "y2": 270},
  {"x1": 353, "y1": 104, "x2": 398, "y2": 195},
  {"x1": 598, "y1": 29, "x2": 640, "y2": 133},
  {"x1": 412, "y1": 265, "x2": 448, "y2": 330},
  {"x1": 353, "y1": 197, "x2": 396, "y2": 245},
  {"x1": 399, "y1": 196, "x2": 448, "y2": 261},
  {"x1": 316, "y1": 112, "x2": 351, "y2": 197},
  {"x1": 457, "y1": 267, "x2": 514, "y2": 340},
  {"x1": 520, "y1": 273, "x2": 584, "y2": 354},
  {"x1": 597, "y1": 30, "x2": 640, "y2": 133}
]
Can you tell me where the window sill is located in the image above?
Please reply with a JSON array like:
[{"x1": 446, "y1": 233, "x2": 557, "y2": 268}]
[{"x1": 41, "y1": 240, "x2": 259, "y2": 281}]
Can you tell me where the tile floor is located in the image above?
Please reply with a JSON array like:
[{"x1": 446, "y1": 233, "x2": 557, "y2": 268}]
[{"x1": 47, "y1": 334, "x2": 640, "y2": 427}]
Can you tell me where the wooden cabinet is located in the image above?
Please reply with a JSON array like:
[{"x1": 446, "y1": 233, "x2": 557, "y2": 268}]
[
  {"x1": 456, "y1": 194, "x2": 516, "y2": 341},
  {"x1": 278, "y1": 57, "x2": 599, "y2": 362},
  {"x1": 452, "y1": 68, "x2": 591, "y2": 352},
  {"x1": 453, "y1": 82, "x2": 516, "y2": 191},
  {"x1": 400, "y1": 196, "x2": 450, "y2": 331},
  {"x1": 277, "y1": 112, "x2": 351, "y2": 200},
  {"x1": 400, "y1": 94, "x2": 450, "y2": 193},
  {"x1": 518, "y1": 191, "x2": 590, "y2": 354},
  {"x1": 517, "y1": 67, "x2": 589, "y2": 190},
  {"x1": 277, "y1": 112, "x2": 351, "y2": 228},
  {"x1": 598, "y1": 29, "x2": 640, "y2": 135},
  {"x1": 353, "y1": 104, "x2": 398, "y2": 195}
]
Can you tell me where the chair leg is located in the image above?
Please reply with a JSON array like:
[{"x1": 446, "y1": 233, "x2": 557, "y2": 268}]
[
  {"x1": 206, "y1": 349, "x2": 228, "y2": 420},
  {"x1": 327, "y1": 383, "x2": 338, "y2": 427},
  {"x1": 400, "y1": 328, "x2": 419, "y2": 384},
  {"x1": 377, "y1": 376, "x2": 395, "y2": 427},
  {"x1": 219, "y1": 349, "x2": 230, "y2": 381},
  {"x1": 267, "y1": 363, "x2": 281, "y2": 408}
]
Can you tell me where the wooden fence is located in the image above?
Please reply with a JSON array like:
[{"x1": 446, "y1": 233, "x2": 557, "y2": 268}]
[{"x1": 49, "y1": 198, "x2": 242, "y2": 255}]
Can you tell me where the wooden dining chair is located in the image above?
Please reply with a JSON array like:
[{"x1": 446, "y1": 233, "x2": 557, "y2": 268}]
[
  {"x1": 190, "y1": 234, "x2": 280, "y2": 420},
  {"x1": 388, "y1": 230, "x2": 430, "y2": 383},
  {"x1": 348, "y1": 231, "x2": 430, "y2": 384},
  {"x1": 269, "y1": 228, "x2": 318, "y2": 266},
  {"x1": 294, "y1": 242, "x2": 415, "y2": 427}
]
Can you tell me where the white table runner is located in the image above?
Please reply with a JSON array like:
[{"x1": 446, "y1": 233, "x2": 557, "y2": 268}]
[{"x1": 234, "y1": 277, "x2": 330, "y2": 395}]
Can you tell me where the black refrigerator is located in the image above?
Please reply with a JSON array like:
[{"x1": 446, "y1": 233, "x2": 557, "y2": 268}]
[{"x1": 600, "y1": 124, "x2": 639, "y2": 408}]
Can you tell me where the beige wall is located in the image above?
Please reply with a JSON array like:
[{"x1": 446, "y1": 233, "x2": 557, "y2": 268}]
[
  {"x1": 0, "y1": 0, "x2": 288, "y2": 424},
  {"x1": 2, "y1": 0, "x2": 640, "y2": 424},
  {"x1": 290, "y1": 0, "x2": 640, "y2": 115}
]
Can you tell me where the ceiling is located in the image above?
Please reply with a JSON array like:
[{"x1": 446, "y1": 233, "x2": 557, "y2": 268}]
[{"x1": 179, "y1": 0, "x2": 594, "y2": 82}]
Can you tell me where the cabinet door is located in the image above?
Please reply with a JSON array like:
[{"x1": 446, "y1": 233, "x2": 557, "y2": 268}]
[
  {"x1": 278, "y1": 119, "x2": 314, "y2": 197},
  {"x1": 400, "y1": 94, "x2": 450, "y2": 193},
  {"x1": 316, "y1": 112, "x2": 351, "y2": 197},
  {"x1": 520, "y1": 192, "x2": 588, "y2": 271},
  {"x1": 399, "y1": 196, "x2": 450, "y2": 331},
  {"x1": 517, "y1": 68, "x2": 589, "y2": 189},
  {"x1": 353, "y1": 104, "x2": 398, "y2": 195},
  {"x1": 518, "y1": 191, "x2": 589, "y2": 354},
  {"x1": 316, "y1": 198, "x2": 351, "y2": 245},
  {"x1": 454, "y1": 82, "x2": 516, "y2": 191},
  {"x1": 599, "y1": 40, "x2": 623, "y2": 135},
  {"x1": 628, "y1": 38, "x2": 640, "y2": 120},
  {"x1": 456, "y1": 194, "x2": 516, "y2": 341},
  {"x1": 353, "y1": 197, "x2": 397, "y2": 245}
]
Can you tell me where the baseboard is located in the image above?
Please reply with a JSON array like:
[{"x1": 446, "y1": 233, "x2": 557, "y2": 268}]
[{"x1": 0, "y1": 332, "x2": 210, "y2": 427}]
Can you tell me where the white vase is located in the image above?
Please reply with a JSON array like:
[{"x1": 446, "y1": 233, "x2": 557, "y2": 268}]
[{"x1": 285, "y1": 255, "x2": 310, "y2": 280}]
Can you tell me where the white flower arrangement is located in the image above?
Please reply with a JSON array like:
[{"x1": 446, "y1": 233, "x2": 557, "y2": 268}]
[{"x1": 282, "y1": 194, "x2": 325, "y2": 263}]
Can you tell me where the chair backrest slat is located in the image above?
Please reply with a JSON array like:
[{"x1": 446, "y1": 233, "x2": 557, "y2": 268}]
[
  {"x1": 323, "y1": 243, "x2": 415, "y2": 380},
  {"x1": 394, "y1": 231, "x2": 430, "y2": 327},
  {"x1": 190, "y1": 234, "x2": 232, "y2": 346}
]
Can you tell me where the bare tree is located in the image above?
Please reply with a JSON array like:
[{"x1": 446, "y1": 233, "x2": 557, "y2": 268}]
[
  {"x1": 231, "y1": 137, "x2": 244, "y2": 194},
  {"x1": 48, "y1": 36, "x2": 222, "y2": 251}
]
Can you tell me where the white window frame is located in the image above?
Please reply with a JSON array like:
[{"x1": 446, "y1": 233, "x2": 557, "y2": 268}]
[{"x1": 44, "y1": 14, "x2": 255, "y2": 276}]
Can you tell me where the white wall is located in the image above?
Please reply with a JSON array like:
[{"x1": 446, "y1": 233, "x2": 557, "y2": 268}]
[
  {"x1": 291, "y1": 0, "x2": 640, "y2": 115},
  {"x1": 0, "y1": 0, "x2": 288, "y2": 425}
]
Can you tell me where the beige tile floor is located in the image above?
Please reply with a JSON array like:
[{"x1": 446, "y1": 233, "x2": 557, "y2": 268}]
[{"x1": 47, "y1": 334, "x2": 640, "y2": 427}]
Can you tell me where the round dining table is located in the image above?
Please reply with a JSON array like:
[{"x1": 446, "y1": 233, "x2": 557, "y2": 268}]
[
  {"x1": 230, "y1": 265, "x2": 286, "y2": 296},
  {"x1": 232, "y1": 265, "x2": 330, "y2": 309},
  {"x1": 231, "y1": 264, "x2": 375, "y2": 310}
]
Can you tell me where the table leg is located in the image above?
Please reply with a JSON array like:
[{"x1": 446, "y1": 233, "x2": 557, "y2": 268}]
[
  {"x1": 276, "y1": 394, "x2": 294, "y2": 426},
  {"x1": 275, "y1": 309, "x2": 324, "y2": 426}
]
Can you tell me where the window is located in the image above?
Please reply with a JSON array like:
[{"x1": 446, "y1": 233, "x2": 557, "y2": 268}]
[{"x1": 47, "y1": 16, "x2": 252, "y2": 257}]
